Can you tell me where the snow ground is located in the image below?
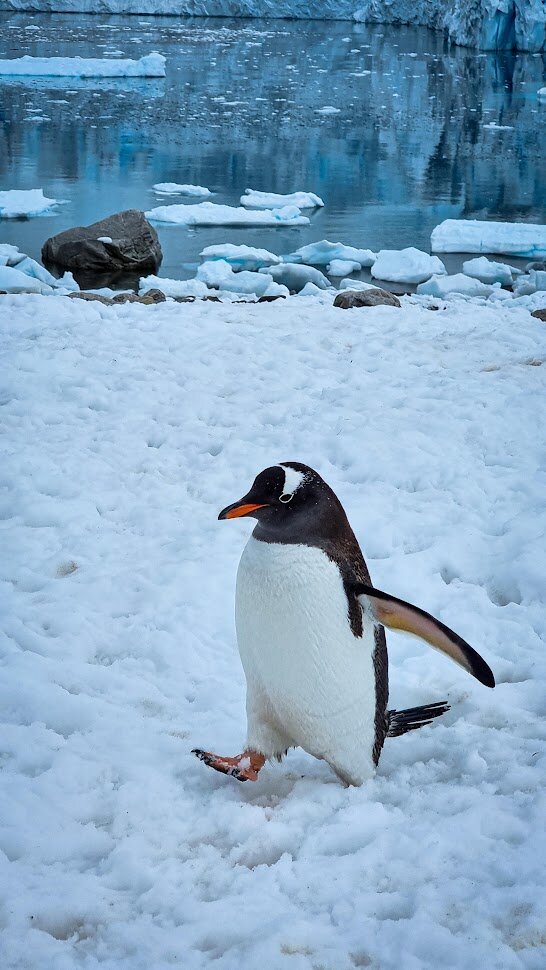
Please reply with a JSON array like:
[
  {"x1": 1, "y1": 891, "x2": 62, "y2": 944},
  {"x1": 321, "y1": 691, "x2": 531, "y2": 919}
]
[
  {"x1": 0, "y1": 52, "x2": 166, "y2": 77},
  {"x1": 1, "y1": 293, "x2": 545, "y2": 970}
]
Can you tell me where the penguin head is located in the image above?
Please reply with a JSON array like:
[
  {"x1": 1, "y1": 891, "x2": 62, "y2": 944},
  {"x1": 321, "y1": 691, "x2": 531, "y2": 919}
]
[{"x1": 218, "y1": 462, "x2": 335, "y2": 532}]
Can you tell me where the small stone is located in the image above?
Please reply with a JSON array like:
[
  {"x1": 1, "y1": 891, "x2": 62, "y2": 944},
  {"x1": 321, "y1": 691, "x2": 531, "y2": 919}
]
[
  {"x1": 258, "y1": 294, "x2": 287, "y2": 302},
  {"x1": 333, "y1": 288, "x2": 401, "y2": 309},
  {"x1": 531, "y1": 308, "x2": 546, "y2": 322},
  {"x1": 66, "y1": 292, "x2": 114, "y2": 305}
]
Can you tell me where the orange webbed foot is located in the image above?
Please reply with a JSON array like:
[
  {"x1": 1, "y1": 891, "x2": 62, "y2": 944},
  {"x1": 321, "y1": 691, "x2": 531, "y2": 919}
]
[{"x1": 192, "y1": 748, "x2": 265, "y2": 782}]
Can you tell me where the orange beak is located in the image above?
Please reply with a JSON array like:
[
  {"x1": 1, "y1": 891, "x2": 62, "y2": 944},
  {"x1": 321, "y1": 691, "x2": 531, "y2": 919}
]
[{"x1": 218, "y1": 501, "x2": 268, "y2": 520}]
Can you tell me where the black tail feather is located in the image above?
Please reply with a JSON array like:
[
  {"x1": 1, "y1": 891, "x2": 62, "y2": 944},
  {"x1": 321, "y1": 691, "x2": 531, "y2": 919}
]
[{"x1": 387, "y1": 702, "x2": 450, "y2": 738}]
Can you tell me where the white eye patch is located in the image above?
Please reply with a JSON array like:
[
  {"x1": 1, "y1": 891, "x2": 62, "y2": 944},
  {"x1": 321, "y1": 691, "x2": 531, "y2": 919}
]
[{"x1": 278, "y1": 464, "x2": 306, "y2": 498}]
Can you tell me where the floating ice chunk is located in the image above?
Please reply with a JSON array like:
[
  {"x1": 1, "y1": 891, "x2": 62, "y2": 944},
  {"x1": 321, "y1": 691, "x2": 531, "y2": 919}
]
[
  {"x1": 139, "y1": 275, "x2": 209, "y2": 299},
  {"x1": 0, "y1": 188, "x2": 62, "y2": 218},
  {"x1": 538, "y1": 88, "x2": 546, "y2": 100},
  {"x1": 153, "y1": 183, "x2": 211, "y2": 197},
  {"x1": 0, "y1": 52, "x2": 166, "y2": 78},
  {"x1": 338, "y1": 279, "x2": 382, "y2": 292},
  {"x1": 462, "y1": 256, "x2": 516, "y2": 285},
  {"x1": 327, "y1": 259, "x2": 361, "y2": 276},
  {"x1": 372, "y1": 247, "x2": 446, "y2": 284},
  {"x1": 0, "y1": 243, "x2": 21, "y2": 263},
  {"x1": 262, "y1": 282, "x2": 289, "y2": 299},
  {"x1": 297, "y1": 281, "x2": 332, "y2": 298},
  {"x1": 483, "y1": 122, "x2": 514, "y2": 130},
  {"x1": 512, "y1": 270, "x2": 546, "y2": 296},
  {"x1": 197, "y1": 260, "x2": 273, "y2": 296},
  {"x1": 431, "y1": 219, "x2": 546, "y2": 258},
  {"x1": 0, "y1": 265, "x2": 53, "y2": 294},
  {"x1": 0, "y1": 243, "x2": 78, "y2": 291},
  {"x1": 316, "y1": 106, "x2": 340, "y2": 115},
  {"x1": 241, "y1": 189, "x2": 324, "y2": 209},
  {"x1": 145, "y1": 202, "x2": 308, "y2": 227},
  {"x1": 259, "y1": 262, "x2": 331, "y2": 293},
  {"x1": 416, "y1": 273, "x2": 497, "y2": 298},
  {"x1": 283, "y1": 240, "x2": 376, "y2": 267},
  {"x1": 199, "y1": 244, "x2": 280, "y2": 271}
]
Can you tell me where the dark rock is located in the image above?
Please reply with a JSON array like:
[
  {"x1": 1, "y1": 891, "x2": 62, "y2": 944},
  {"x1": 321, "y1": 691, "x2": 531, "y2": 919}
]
[
  {"x1": 531, "y1": 308, "x2": 546, "y2": 322},
  {"x1": 258, "y1": 294, "x2": 287, "y2": 302},
  {"x1": 174, "y1": 296, "x2": 196, "y2": 303},
  {"x1": 333, "y1": 288, "x2": 401, "y2": 309},
  {"x1": 66, "y1": 292, "x2": 114, "y2": 305},
  {"x1": 42, "y1": 209, "x2": 162, "y2": 276},
  {"x1": 111, "y1": 288, "x2": 166, "y2": 305}
]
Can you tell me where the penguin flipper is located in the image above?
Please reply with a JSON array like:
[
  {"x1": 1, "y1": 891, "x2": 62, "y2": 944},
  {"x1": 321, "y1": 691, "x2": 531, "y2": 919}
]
[{"x1": 352, "y1": 583, "x2": 495, "y2": 688}]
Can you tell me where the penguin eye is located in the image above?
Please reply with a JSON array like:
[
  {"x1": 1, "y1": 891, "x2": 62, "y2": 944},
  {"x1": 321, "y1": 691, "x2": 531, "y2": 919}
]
[{"x1": 279, "y1": 492, "x2": 294, "y2": 504}]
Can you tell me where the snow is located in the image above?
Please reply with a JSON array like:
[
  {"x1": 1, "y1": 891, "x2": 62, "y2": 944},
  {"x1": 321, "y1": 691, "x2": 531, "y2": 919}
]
[
  {"x1": 139, "y1": 275, "x2": 210, "y2": 299},
  {"x1": 199, "y1": 244, "x2": 281, "y2": 271},
  {"x1": 416, "y1": 273, "x2": 498, "y2": 299},
  {"x1": 152, "y1": 183, "x2": 212, "y2": 196},
  {"x1": 0, "y1": 52, "x2": 166, "y2": 77},
  {"x1": 0, "y1": 265, "x2": 54, "y2": 294},
  {"x1": 259, "y1": 262, "x2": 331, "y2": 292},
  {"x1": 283, "y1": 240, "x2": 377, "y2": 267},
  {"x1": 240, "y1": 189, "x2": 324, "y2": 209},
  {"x1": 196, "y1": 259, "x2": 273, "y2": 296},
  {"x1": 371, "y1": 247, "x2": 447, "y2": 284},
  {"x1": 326, "y1": 258, "x2": 361, "y2": 276},
  {"x1": 1, "y1": 291, "x2": 545, "y2": 970},
  {"x1": 431, "y1": 219, "x2": 546, "y2": 259},
  {"x1": 0, "y1": 188, "x2": 63, "y2": 219},
  {"x1": 145, "y1": 201, "x2": 309, "y2": 227},
  {"x1": 462, "y1": 256, "x2": 518, "y2": 285}
]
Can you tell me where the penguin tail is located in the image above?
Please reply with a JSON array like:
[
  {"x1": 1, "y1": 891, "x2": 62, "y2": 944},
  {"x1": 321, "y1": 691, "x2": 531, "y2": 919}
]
[{"x1": 387, "y1": 701, "x2": 450, "y2": 738}]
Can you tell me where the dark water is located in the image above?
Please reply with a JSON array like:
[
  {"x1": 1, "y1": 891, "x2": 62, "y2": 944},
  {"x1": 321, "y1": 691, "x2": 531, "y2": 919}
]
[{"x1": 0, "y1": 12, "x2": 544, "y2": 283}]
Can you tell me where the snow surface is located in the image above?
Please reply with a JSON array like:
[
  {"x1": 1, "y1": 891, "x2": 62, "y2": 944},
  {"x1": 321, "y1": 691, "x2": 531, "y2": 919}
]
[
  {"x1": 371, "y1": 247, "x2": 447, "y2": 284},
  {"x1": 0, "y1": 1, "x2": 543, "y2": 51},
  {"x1": 199, "y1": 244, "x2": 281, "y2": 271},
  {"x1": 431, "y1": 219, "x2": 546, "y2": 258},
  {"x1": 0, "y1": 52, "x2": 166, "y2": 77},
  {"x1": 463, "y1": 256, "x2": 518, "y2": 285},
  {"x1": 0, "y1": 188, "x2": 62, "y2": 219},
  {"x1": 145, "y1": 201, "x2": 309, "y2": 227},
  {"x1": 240, "y1": 189, "x2": 324, "y2": 209},
  {"x1": 283, "y1": 240, "x2": 377, "y2": 267},
  {"x1": 152, "y1": 183, "x2": 211, "y2": 197},
  {"x1": 1, "y1": 292, "x2": 545, "y2": 970}
]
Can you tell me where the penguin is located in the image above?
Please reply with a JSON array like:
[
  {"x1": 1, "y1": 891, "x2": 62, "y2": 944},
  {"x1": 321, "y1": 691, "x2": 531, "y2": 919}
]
[{"x1": 193, "y1": 462, "x2": 495, "y2": 786}]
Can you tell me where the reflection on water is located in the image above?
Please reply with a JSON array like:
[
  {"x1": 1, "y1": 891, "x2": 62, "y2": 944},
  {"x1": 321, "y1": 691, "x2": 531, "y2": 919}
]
[{"x1": 0, "y1": 13, "x2": 544, "y2": 281}]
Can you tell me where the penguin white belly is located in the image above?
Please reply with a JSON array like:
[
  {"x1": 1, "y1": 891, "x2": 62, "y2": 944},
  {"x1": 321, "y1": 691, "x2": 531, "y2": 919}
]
[{"x1": 235, "y1": 536, "x2": 377, "y2": 784}]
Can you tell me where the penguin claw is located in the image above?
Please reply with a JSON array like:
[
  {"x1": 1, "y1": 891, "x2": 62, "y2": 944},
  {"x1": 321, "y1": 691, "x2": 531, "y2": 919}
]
[{"x1": 192, "y1": 748, "x2": 263, "y2": 782}]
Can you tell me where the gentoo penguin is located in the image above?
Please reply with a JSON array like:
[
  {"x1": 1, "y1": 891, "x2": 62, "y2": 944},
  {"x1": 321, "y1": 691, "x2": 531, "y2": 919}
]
[{"x1": 193, "y1": 462, "x2": 495, "y2": 786}]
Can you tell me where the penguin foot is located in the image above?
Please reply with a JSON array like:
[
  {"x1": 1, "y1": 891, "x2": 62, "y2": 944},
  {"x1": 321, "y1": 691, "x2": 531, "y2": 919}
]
[{"x1": 192, "y1": 748, "x2": 265, "y2": 782}]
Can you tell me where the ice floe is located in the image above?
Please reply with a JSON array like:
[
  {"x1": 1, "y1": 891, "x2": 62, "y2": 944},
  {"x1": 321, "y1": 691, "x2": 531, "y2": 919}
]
[
  {"x1": 145, "y1": 201, "x2": 309, "y2": 227},
  {"x1": 240, "y1": 189, "x2": 324, "y2": 209},
  {"x1": 326, "y1": 258, "x2": 362, "y2": 276},
  {"x1": 416, "y1": 273, "x2": 498, "y2": 299},
  {"x1": 431, "y1": 219, "x2": 546, "y2": 258},
  {"x1": 197, "y1": 260, "x2": 274, "y2": 296},
  {"x1": 0, "y1": 188, "x2": 63, "y2": 219},
  {"x1": 199, "y1": 244, "x2": 280, "y2": 271},
  {"x1": 512, "y1": 270, "x2": 546, "y2": 297},
  {"x1": 152, "y1": 183, "x2": 211, "y2": 196},
  {"x1": 462, "y1": 257, "x2": 519, "y2": 285},
  {"x1": 0, "y1": 52, "x2": 166, "y2": 77},
  {"x1": 0, "y1": 243, "x2": 77, "y2": 292},
  {"x1": 538, "y1": 88, "x2": 546, "y2": 100},
  {"x1": 139, "y1": 275, "x2": 210, "y2": 299},
  {"x1": 259, "y1": 262, "x2": 331, "y2": 292},
  {"x1": 283, "y1": 240, "x2": 376, "y2": 267},
  {"x1": 338, "y1": 278, "x2": 382, "y2": 292},
  {"x1": 372, "y1": 247, "x2": 447, "y2": 284}
]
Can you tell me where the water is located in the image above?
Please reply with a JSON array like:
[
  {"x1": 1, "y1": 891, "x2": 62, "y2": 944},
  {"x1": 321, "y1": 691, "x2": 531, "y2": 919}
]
[{"x1": 1, "y1": 12, "x2": 545, "y2": 286}]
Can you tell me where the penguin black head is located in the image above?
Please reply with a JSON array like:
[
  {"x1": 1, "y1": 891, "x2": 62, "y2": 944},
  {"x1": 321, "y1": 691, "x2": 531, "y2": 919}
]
[{"x1": 218, "y1": 462, "x2": 349, "y2": 543}]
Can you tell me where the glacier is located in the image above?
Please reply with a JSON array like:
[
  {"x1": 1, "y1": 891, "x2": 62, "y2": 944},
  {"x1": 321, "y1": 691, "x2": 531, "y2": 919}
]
[{"x1": 0, "y1": 1, "x2": 543, "y2": 51}]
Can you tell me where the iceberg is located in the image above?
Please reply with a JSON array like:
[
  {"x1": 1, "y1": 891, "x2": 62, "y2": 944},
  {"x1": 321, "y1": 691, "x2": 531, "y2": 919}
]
[
  {"x1": 153, "y1": 183, "x2": 211, "y2": 196},
  {"x1": 145, "y1": 201, "x2": 309, "y2": 227},
  {"x1": 197, "y1": 260, "x2": 274, "y2": 296},
  {"x1": 0, "y1": 243, "x2": 77, "y2": 292},
  {"x1": 512, "y1": 270, "x2": 546, "y2": 296},
  {"x1": 327, "y1": 259, "x2": 362, "y2": 276},
  {"x1": 0, "y1": 265, "x2": 54, "y2": 294},
  {"x1": 0, "y1": 188, "x2": 63, "y2": 219},
  {"x1": 462, "y1": 256, "x2": 518, "y2": 285},
  {"x1": 431, "y1": 219, "x2": 546, "y2": 258},
  {"x1": 199, "y1": 244, "x2": 280, "y2": 271},
  {"x1": 371, "y1": 247, "x2": 446, "y2": 284},
  {"x1": 416, "y1": 273, "x2": 498, "y2": 299},
  {"x1": 260, "y1": 263, "x2": 331, "y2": 292},
  {"x1": 139, "y1": 275, "x2": 210, "y2": 299},
  {"x1": 283, "y1": 240, "x2": 376, "y2": 267},
  {"x1": 538, "y1": 88, "x2": 546, "y2": 100},
  {"x1": 241, "y1": 189, "x2": 324, "y2": 210},
  {"x1": 0, "y1": 52, "x2": 166, "y2": 78}
]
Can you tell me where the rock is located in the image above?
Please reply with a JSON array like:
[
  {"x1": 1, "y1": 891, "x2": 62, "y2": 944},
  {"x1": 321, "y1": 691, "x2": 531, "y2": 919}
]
[
  {"x1": 531, "y1": 308, "x2": 546, "y2": 322},
  {"x1": 42, "y1": 209, "x2": 162, "y2": 275},
  {"x1": 66, "y1": 292, "x2": 115, "y2": 305},
  {"x1": 258, "y1": 294, "x2": 287, "y2": 302},
  {"x1": 111, "y1": 288, "x2": 166, "y2": 305},
  {"x1": 333, "y1": 288, "x2": 401, "y2": 309}
]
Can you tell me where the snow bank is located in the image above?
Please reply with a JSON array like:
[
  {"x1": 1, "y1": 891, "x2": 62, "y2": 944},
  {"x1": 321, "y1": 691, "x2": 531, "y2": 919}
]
[
  {"x1": 146, "y1": 201, "x2": 309, "y2": 227},
  {"x1": 152, "y1": 182, "x2": 211, "y2": 196},
  {"x1": 199, "y1": 244, "x2": 280, "y2": 271},
  {"x1": 0, "y1": 2, "x2": 543, "y2": 51},
  {"x1": 240, "y1": 189, "x2": 324, "y2": 209},
  {"x1": 0, "y1": 52, "x2": 166, "y2": 77},
  {"x1": 0, "y1": 188, "x2": 63, "y2": 219},
  {"x1": 371, "y1": 247, "x2": 446, "y2": 284},
  {"x1": 1, "y1": 292, "x2": 545, "y2": 970},
  {"x1": 283, "y1": 240, "x2": 377, "y2": 267},
  {"x1": 432, "y1": 219, "x2": 546, "y2": 258}
]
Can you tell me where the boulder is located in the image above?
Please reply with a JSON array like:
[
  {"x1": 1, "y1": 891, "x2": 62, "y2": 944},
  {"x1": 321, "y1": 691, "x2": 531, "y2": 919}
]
[
  {"x1": 42, "y1": 209, "x2": 162, "y2": 275},
  {"x1": 333, "y1": 288, "x2": 401, "y2": 309},
  {"x1": 531, "y1": 308, "x2": 546, "y2": 322}
]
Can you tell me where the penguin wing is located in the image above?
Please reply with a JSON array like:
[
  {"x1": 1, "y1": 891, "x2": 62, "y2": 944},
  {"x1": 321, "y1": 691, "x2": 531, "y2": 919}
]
[{"x1": 351, "y1": 583, "x2": 495, "y2": 688}]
